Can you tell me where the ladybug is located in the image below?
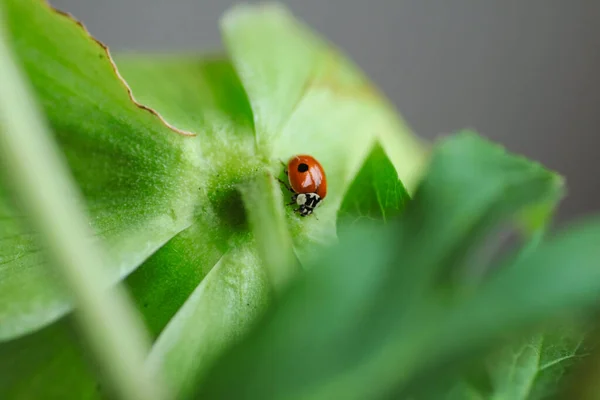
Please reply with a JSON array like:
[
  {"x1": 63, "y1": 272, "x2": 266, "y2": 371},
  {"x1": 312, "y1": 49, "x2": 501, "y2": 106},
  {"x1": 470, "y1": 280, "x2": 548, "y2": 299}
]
[{"x1": 278, "y1": 155, "x2": 327, "y2": 217}]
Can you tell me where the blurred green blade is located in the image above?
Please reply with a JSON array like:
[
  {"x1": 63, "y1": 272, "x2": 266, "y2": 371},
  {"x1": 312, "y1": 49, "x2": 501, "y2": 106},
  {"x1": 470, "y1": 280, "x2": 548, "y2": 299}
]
[
  {"x1": 445, "y1": 382, "x2": 486, "y2": 400},
  {"x1": 448, "y1": 217, "x2": 600, "y2": 346},
  {"x1": 340, "y1": 221, "x2": 600, "y2": 399},
  {"x1": 392, "y1": 131, "x2": 564, "y2": 302},
  {"x1": 0, "y1": 0, "x2": 202, "y2": 340},
  {"x1": 388, "y1": 217, "x2": 600, "y2": 398}
]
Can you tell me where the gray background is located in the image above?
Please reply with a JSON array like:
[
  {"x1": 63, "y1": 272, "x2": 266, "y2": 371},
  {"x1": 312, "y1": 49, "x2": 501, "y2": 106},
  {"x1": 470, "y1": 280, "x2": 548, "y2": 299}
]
[{"x1": 51, "y1": 0, "x2": 600, "y2": 222}]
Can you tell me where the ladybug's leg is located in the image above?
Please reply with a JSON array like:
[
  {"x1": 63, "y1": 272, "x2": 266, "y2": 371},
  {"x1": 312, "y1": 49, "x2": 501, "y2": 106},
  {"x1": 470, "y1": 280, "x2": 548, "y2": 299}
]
[
  {"x1": 293, "y1": 207, "x2": 303, "y2": 215},
  {"x1": 279, "y1": 160, "x2": 289, "y2": 176},
  {"x1": 286, "y1": 193, "x2": 298, "y2": 206},
  {"x1": 276, "y1": 177, "x2": 295, "y2": 194}
]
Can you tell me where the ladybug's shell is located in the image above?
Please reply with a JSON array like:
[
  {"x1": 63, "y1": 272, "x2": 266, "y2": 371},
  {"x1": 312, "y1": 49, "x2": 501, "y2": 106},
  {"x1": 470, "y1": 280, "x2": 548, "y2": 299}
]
[{"x1": 287, "y1": 155, "x2": 327, "y2": 199}]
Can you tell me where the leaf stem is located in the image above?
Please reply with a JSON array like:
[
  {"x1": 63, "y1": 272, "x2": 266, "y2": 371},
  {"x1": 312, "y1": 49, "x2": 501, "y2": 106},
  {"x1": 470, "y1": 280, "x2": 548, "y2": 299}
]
[{"x1": 0, "y1": 8, "x2": 166, "y2": 400}]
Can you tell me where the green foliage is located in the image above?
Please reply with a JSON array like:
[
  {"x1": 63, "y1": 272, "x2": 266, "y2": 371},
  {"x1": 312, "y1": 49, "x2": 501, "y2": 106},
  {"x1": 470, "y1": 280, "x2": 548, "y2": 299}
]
[
  {"x1": 0, "y1": 0, "x2": 201, "y2": 340},
  {"x1": 338, "y1": 142, "x2": 410, "y2": 224},
  {"x1": 193, "y1": 133, "x2": 590, "y2": 400},
  {"x1": 1, "y1": 1, "x2": 600, "y2": 400},
  {"x1": 485, "y1": 330, "x2": 588, "y2": 400}
]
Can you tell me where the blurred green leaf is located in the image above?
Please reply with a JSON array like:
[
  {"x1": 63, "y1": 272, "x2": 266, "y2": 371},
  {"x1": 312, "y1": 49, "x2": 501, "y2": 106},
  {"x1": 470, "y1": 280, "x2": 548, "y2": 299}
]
[
  {"x1": 486, "y1": 331, "x2": 588, "y2": 400},
  {"x1": 410, "y1": 229, "x2": 585, "y2": 400},
  {"x1": 194, "y1": 132, "x2": 588, "y2": 400},
  {"x1": 391, "y1": 131, "x2": 564, "y2": 300},
  {"x1": 0, "y1": 0, "x2": 202, "y2": 340},
  {"x1": 0, "y1": 320, "x2": 99, "y2": 398},
  {"x1": 475, "y1": 227, "x2": 588, "y2": 400},
  {"x1": 559, "y1": 327, "x2": 600, "y2": 400},
  {"x1": 446, "y1": 382, "x2": 487, "y2": 400},
  {"x1": 388, "y1": 218, "x2": 600, "y2": 398}
]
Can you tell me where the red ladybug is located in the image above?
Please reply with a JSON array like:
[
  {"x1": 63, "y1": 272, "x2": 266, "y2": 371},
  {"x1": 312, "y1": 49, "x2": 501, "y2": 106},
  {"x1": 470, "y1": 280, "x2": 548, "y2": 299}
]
[{"x1": 278, "y1": 155, "x2": 327, "y2": 217}]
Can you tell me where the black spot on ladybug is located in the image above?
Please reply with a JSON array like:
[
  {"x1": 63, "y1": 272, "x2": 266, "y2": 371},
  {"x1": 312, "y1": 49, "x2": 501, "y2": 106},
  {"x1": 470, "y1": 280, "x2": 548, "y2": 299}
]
[{"x1": 297, "y1": 163, "x2": 309, "y2": 173}]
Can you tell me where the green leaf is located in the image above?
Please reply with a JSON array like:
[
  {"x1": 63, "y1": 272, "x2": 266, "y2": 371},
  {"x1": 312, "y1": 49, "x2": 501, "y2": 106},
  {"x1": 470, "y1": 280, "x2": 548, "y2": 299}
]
[
  {"x1": 446, "y1": 382, "x2": 486, "y2": 400},
  {"x1": 559, "y1": 328, "x2": 600, "y2": 400},
  {"x1": 115, "y1": 55, "x2": 259, "y2": 338},
  {"x1": 337, "y1": 142, "x2": 410, "y2": 224},
  {"x1": 0, "y1": 0, "x2": 201, "y2": 340},
  {"x1": 486, "y1": 331, "x2": 588, "y2": 400},
  {"x1": 0, "y1": 320, "x2": 100, "y2": 398},
  {"x1": 125, "y1": 221, "x2": 231, "y2": 338},
  {"x1": 221, "y1": 4, "x2": 427, "y2": 186},
  {"x1": 392, "y1": 218, "x2": 600, "y2": 399},
  {"x1": 392, "y1": 131, "x2": 564, "y2": 302},
  {"x1": 146, "y1": 242, "x2": 271, "y2": 399},
  {"x1": 194, "y1": 132, "x2": 579, "y2": 400},
  {"x1": 128, "y1": 178, "x2": 289, "y2": 400},
  {"x1": 475, "y1": 226, "x2": 588, "y2": 400}
]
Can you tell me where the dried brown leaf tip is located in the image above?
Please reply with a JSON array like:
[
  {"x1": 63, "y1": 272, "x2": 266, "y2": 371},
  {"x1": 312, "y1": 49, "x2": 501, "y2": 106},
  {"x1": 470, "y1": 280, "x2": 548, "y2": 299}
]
[{"x1": 46, "y1": 1, "x2": 197, "y2": 137}]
